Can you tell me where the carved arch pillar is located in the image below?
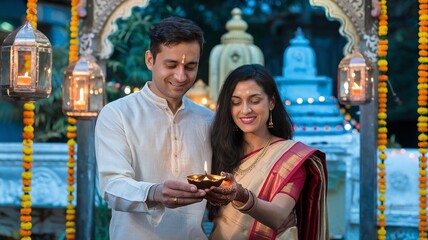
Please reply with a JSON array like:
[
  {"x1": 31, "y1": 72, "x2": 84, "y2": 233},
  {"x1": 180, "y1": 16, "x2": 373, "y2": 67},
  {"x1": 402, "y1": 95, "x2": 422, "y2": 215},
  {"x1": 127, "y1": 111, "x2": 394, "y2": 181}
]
[
  {"x1": 82, "y1": 0, "x2": 149, "y2": 60},
  {"x1": 309, "y1": 0, "x2": 378, "y2": 63}
]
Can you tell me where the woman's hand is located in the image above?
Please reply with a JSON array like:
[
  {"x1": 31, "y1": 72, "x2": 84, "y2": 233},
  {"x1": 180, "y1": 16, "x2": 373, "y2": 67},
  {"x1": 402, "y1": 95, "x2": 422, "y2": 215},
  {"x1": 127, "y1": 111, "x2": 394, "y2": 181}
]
[{"x1": 204, "y1": 172, "x2": 247, "y2": 206}]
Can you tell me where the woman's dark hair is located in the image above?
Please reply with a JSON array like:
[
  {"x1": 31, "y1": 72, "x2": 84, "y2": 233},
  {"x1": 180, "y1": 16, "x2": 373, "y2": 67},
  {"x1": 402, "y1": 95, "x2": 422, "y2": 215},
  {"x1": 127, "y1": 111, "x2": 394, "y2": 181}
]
[
  {"x1": 209, "y1": 64, "x2": 293, "y2": 220},
  {"x1": 211, "y1": 64, "x2": 293, "y2": 175},
  {"x1": 149, "y1": 16, "x2": 204, "y2": 61}
]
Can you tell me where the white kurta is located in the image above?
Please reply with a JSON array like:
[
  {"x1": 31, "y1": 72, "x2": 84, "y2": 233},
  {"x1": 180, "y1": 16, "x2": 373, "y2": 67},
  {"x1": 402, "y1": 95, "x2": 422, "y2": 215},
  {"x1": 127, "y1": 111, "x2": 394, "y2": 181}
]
[{"x1": 95, "y1": 83, "x2": 214, "y2": 240}]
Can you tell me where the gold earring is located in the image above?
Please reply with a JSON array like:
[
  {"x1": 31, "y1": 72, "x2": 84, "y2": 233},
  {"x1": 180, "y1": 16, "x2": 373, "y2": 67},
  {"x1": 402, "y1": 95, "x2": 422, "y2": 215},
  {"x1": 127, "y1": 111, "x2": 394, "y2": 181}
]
[{"x1": 268, "y1": 109, "x2": 274, "y2": 128}]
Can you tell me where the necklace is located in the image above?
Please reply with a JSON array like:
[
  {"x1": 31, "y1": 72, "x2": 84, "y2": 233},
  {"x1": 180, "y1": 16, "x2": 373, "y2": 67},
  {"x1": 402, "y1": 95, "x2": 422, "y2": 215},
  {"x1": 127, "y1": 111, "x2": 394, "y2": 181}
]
[{"x1": 234, "y1": 136, "x2": 273, "y2": 176}]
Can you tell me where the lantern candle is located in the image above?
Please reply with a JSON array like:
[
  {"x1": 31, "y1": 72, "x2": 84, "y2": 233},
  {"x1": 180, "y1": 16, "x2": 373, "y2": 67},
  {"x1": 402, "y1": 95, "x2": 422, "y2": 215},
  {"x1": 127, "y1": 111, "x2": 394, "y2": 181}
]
[
  {"x1": 74, "y1": 88, "x2": 86, "y2": 110},
  {"x1": 17, "y1": 72, "x2": 32, "y2": 85},
  {"x1": 351, "y1": 86, "x2": 362, "y2": 96}
]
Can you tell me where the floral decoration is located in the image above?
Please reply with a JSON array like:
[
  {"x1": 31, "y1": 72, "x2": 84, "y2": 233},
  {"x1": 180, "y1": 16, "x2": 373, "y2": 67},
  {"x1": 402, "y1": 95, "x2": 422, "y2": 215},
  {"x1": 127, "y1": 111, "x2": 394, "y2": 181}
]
[
  {"x1": 419, "y1": 0, "x2": 428, "y2": 238},
  {"x1": 26, "y1": 0, "x2": 37, "y2": 29},
  {"x1": 64, "y1": 0, "x2": 80, "y2": 239},
  {"x1": 65, "y1": 117, "x2": 77, "y2": 239},
  {"x1": 377, "y1": 0, "x2": 388, "y2": 239},
  {"x1": 21, "y1": 102, "x2": 35, "y2": 240}
]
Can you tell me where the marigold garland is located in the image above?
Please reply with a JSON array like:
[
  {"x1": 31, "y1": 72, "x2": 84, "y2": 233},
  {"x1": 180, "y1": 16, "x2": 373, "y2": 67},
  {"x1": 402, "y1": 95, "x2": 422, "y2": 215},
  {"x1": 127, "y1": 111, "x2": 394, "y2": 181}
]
[
  {"x1": 26, "y1": 0, "x2": 37, "y2": 29},
  {"x1": 69, "y1": 0, "x2": 79, "y2": 63},
  {"x1": 419, "y1": 0, "x2": 428, "y2": 238},
  {"x1": 64, "y1": 1, "x2": 79, "y2": 238},
  {"x1": 65, "y1": 117, "x2": 77, "y2": 240},
  {"x1": 377, "y1": 0, "x2": 388, "y2": 239},
  {"x1": 21, "y1": 102, "x2": 35, "y2": 240}
]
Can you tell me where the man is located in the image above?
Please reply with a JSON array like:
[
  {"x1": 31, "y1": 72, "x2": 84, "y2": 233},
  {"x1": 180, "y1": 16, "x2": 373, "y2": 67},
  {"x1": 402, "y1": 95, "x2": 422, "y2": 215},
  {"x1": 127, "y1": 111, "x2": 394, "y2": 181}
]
[{"x1": 95, "y1": 17, "x2": 214, "y2": 240}]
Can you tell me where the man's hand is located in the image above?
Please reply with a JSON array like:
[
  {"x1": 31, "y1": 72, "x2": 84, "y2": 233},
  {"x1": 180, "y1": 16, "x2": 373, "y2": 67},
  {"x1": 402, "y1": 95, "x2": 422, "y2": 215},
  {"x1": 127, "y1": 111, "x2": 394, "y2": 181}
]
[{"x1": 155, "y1": 180, "x2": 206, "y2": 208}]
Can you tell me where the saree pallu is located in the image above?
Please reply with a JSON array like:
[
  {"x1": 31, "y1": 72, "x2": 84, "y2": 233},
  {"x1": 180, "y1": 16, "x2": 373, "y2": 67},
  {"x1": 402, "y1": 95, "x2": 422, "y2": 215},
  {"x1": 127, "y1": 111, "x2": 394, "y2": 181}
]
[
  {"x1": 210, "y1": 140, "x2": 328, "y2": 240},
  {"x1": 249, "y1": 141, "x2": 329, "y2": 240}
]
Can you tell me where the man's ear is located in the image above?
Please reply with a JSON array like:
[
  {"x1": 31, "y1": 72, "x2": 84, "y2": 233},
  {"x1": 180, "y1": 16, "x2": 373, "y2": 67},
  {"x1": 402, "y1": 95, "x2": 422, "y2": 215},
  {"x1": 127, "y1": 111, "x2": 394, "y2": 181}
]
[{"x1": 145, "y1": 50, "x2": 154, "y2": 70}]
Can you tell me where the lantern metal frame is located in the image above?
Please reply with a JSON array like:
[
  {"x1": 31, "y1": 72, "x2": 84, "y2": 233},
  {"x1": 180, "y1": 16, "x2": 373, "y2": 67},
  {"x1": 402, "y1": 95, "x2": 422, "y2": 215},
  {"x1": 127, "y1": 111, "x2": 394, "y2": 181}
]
[
  {"x1": 337, "y1": 48, "x2": 374, "y2": 105},
  {"x1": 0, "y1": 21, "x2": 52, "y2": 101},
  {"x1": 62, "y1": 55, "x2": 106, "y2": 119}
]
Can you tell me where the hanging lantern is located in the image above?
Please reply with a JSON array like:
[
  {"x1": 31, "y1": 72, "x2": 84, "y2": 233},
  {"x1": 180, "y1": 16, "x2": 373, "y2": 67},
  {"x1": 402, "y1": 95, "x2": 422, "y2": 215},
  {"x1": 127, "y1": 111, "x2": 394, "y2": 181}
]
[
  {"x1": 337, "y1": 48, "x2": 374, "y2": 105},
  {"x1": 0, "y1": 22, "x2": 52, "y2": 101},
  {"x1": 62, "y1": 55, "x2": 106, "y2": 118}
]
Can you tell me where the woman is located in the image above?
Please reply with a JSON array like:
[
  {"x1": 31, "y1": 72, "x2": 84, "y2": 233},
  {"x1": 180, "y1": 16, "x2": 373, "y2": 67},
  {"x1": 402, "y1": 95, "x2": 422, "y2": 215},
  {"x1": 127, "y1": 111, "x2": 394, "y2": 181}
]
[{"x1": 206, "y1": 64, "x2": 328, "y2": 240}]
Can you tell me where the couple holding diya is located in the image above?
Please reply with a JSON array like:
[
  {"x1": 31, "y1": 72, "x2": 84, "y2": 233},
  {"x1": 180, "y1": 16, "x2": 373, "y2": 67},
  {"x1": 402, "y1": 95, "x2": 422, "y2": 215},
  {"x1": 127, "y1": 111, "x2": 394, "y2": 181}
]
[{"x1": 95, "y1": 16, "x2": 328, "y2": 240}]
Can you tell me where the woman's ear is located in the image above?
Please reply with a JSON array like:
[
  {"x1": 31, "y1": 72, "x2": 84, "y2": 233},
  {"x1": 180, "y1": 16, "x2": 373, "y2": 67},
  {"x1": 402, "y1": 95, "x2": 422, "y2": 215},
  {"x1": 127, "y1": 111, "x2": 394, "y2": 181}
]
[{"x1": 269, "y1": 96, "x2": 275, "y2": 109}]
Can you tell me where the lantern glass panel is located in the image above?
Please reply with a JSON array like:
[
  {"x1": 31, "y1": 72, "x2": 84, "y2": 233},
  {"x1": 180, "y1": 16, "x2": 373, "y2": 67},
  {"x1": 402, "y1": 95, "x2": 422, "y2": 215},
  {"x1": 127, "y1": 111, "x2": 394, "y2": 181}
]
[
  {"x1": 0, "y1": 47, "x2": 11, "y2": 93},
  {"x1": 15, "y1": 50, "x2": 34, "y2": 90},
  {"x1": 337, "y1": 49, "x2": 373, "y2": 105},
  {"x1": 0, "y1": 22, "x2": 52, "y2": 101},
  {"x1": 62, "y1": 55, "x2": 106, "y2": 119}
]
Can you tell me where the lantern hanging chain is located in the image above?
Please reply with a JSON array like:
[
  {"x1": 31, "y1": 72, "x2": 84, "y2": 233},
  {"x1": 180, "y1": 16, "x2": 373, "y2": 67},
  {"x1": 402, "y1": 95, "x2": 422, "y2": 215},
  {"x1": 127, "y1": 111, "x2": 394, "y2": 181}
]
[
  {"x1": 418, "y1": 0, "x2": 428, "y2": 239},
  {"x1": 376, "y1": 0, "x2": 389, "y2": 239}
]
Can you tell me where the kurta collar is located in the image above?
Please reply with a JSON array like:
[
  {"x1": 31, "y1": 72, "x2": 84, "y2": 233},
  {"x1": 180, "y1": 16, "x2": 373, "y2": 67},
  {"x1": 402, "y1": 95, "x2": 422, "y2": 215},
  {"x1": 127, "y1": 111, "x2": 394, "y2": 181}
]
[{"x1": 142, "y1": 82, "x2": 186, "y2": 112}]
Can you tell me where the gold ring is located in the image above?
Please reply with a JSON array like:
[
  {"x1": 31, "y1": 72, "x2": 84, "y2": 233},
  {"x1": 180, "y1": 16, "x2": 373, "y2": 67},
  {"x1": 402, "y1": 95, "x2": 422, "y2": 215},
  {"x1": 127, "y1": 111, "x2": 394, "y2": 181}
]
[{"x1": 173, "y1": 197, "x2": 178, "y2": 204}]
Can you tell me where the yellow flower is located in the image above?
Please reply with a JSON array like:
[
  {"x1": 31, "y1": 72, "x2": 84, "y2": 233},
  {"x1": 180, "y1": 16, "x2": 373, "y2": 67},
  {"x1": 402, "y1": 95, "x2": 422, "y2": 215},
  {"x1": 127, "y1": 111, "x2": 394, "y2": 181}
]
[
  {"x1": 67, "y1": 186, "x2": 75, "y2": 192},
  {"x1": 23, "y1": 102, "x2": 35, "y2": 111},
  {"x1": 378, "y1": 195, "x2": 386, "y2": 202},
  {"x1": 420, "y1": 148, "x2": 428, "y2": 154},
  {"x1": 68, "y1": 195, "x2": 75, "y2": 201},
  {"x1": 418, "y1": 107, "x2": 428, "y2": 115},
  {"x1": 67, "y1": 162, "x2": 75, "y2": 168},
  {"x1": 66, "y1": 221, "x2": 76, "y2": 227},
  {"x1": 420, "y1": 116, "x2": 428, "y2": 123},
  {"x1": 67, "y1": 126, "x2": 77, "y2": 132},
  {"x1": 22, "y1": 172, "x2": 32, "y2": 179},
  {"x1": 22, "y1": 147, "x2": 33, "y2": 155},
  {"x1": 379, "y1": 153, "x2": 387, "y2": 160},
  {"x1": 378, "y1": 227, "x2": 386, "y2": 235},
  {"x1": 67, "y1": 139, "x2": 76, "y2": 146},
  {"x1": 66, "y1": 228, "x2": 76, "y2": 233},
  {"x1": 378, "y1": 59, "x2": 388, "y2": 66},
  {"x1": 22, "y1": 139, "x2": 33, "y2": 147},
  {"x1": 21, "y1": 200, "x2": 32, "y2": 208},
  {"x1": 378, "y1": 145, "x2": 387, "y2": 151},
  {"x1": 419, "y1": 133, "x2": 428, "y2": 141},
  {"x1": 378, "y1": 112, "x2": 387, "y2": 119},
  {"x1": 67, "y1": 209, "x2": 76, "y2": 215},
  {"x1": 21, "y1": 194, "x2": 31, "y2": 201},
  {"x1": 22, "y1": 156, "x2": 33, "y2": 162},
  {"x1": 378, "y1": 87, "x2": 388, "y2": 93},
  {"x1": 20, "y1": 222, "x2": 32, "y2": 230},
  {"x1": 23, "y1": 125, "x2": 34, "y2": 133},
  {"x1": 421, "y1": 189, "x2": 428, "y2": 195}
]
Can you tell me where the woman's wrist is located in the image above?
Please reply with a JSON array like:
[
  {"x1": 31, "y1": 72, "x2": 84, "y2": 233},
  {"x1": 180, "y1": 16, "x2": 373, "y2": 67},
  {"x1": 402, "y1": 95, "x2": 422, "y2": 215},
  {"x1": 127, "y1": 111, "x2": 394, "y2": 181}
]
[{"x1": 233, "y1": 183, "x2": 249, "y2": 203}]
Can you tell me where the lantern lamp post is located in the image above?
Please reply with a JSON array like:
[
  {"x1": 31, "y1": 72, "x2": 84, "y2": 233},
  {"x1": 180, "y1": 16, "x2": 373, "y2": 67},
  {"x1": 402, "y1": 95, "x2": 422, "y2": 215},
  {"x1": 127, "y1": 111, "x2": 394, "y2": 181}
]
[
  {"x1": 0, "y1": 21, "x2": 52, "y2": 101},
  {"x1": 62, "y1": 55, "x2": 106, "y2": 118},
  {"x1": 337, "y1": 48, "x2": 374, "y2": 105}
]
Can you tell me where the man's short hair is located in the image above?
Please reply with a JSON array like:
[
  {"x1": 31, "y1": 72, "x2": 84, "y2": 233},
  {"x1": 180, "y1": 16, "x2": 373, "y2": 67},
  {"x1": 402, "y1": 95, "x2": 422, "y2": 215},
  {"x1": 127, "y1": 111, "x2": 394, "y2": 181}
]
[{"x1": 149, "y1": 16, "x2": 205, "y2": 61}]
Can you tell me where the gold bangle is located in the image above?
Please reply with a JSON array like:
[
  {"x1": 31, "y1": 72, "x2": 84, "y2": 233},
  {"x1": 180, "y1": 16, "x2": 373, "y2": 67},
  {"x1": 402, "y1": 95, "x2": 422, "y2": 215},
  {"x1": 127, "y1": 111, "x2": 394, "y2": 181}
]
[{"x1": 232, "y1": 189, "x2": 255, "y2": 212}]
